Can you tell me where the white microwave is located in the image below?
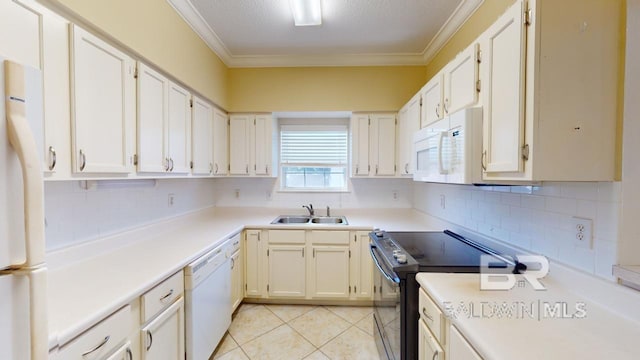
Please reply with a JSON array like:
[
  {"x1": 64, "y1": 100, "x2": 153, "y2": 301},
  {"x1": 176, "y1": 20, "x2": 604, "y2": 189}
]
[{"x1": 412, "y1": 107, "x2": 483, "y2": 184}]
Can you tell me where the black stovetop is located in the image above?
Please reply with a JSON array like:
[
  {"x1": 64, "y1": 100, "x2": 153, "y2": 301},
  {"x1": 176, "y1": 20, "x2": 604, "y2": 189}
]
[{"x1": 370, "y1": 230, "x2": 510, "y2": 275}]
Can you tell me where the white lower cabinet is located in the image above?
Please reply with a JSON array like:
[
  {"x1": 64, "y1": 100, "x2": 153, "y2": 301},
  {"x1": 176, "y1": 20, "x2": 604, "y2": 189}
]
[
  {"x1": 267, "y1": 230, "x2": 306, "y2": 298},
  {"x1": 244, "y1": 229, "x2": 264, "y2": 298},
  {"x1": 230, "y1": 234, "x2": 243, "y2": 311},
  {"x1": 350, "y1": 231, "x2": 373, "y2": 299},
  {"x1": 309, "y1": 230, "x2": 351, "y2": 299},
  {"x1": 140, "y1": 298, "x2": 185, "y2": 360},
  {"x1": 449, "y1": 326, "x2": 482, "y2": 360},
  {"x1": 105, "y1": 341, "x2": 133, "y2": 360},
  {"x1": 418, "y1": 319, "x2": 444, "y2": 360}
]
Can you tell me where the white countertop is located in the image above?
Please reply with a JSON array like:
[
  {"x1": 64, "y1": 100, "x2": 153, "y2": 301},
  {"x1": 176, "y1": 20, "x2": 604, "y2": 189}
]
[
  {"x1": 416, "y1": 271, "x2": 640, "y2": 359},
  {"x1": 47, "y1": 207, "x2": 445, "y2": 349}
]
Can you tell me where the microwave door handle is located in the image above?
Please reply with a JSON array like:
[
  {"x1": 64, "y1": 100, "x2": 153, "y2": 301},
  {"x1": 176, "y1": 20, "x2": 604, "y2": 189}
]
[
  {"x1": 5, "y1": 61, "x2": 45, "y2": 267},
  {"x1": 369, "y1": 245, "x2": 399, "y2": 283},
  {"x1": 438, "y1": 131, "x2": 449, "y2": 175}
]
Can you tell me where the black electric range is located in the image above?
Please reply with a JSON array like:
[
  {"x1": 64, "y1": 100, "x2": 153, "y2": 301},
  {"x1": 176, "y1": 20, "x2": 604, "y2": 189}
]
[{"x1": 369, "y1": 230, "x2": 519, "y2": 360}]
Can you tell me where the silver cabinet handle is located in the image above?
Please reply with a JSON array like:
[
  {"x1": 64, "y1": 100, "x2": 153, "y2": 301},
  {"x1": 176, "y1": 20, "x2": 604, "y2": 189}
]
[
  {"x1": 481, "y1": 150, "x2": 487, "y2": 171},
  {"x1": 245, "y1": 164, "x2": 248, "y2": 174},
  {"x1": 435, "y1": 105, "x2": 440, "y2": 118},
  {"x1": 375, "y1": 165, "x2": 379, "y2": 175},
  {"x1": 126, "y1": 348, "x2": 133, "y2": 360},
  {"x1": 146, "y1": 330, "x2": 153, "y2": 351},
  {"x1": 422, "y1": 307, "x2": 434, "y2": 322},
  {"x1": 265, "y1": 165, "x2": 268, "y2": 173},
  {"x1": 165, "y1": 157, "x2": 170, "y2": 171},
  {"x1": 214, "y1": 163, "x2": 219, "y2": 174},
  {"x1": 159, "y1": 289, "x2": 174, "y2": 302},
  {"x1": 79, "y1": 149, "x2": 86, "y2": 171},
  {"x1": 432, "y1": 350, "x2": 439, "y2": 360},
  {"x1": 404, "y1": 163, "x2": 409, "y2": 174},
  {"x1": 355, "y1": 165, "x2": 359, "y2": 174},
  {"x1": 444, "y1": 98, "x2": 449, "y2": 114},
  {"x1": 169, "y1": 158, "x2": 174, "y2": 171},
  {"x1": 209, "y1": 162, "x2": 213, "y2": 174},
  {"x1": 230, "y1": 258, "x2": 235, "y2": 269},
  {"x1": 48, "y1": 146, "x2": 56, "y2": 170},
  {"x1": 81, "y1": 335, "x2": 110, "y2": 357}
]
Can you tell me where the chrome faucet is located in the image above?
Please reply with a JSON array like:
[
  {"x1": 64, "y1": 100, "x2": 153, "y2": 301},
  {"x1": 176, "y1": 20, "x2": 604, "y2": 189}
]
[
  {"x1": 326, "y1": 206, "x2": 330, "y2": 217},
  {"x1": 303, "y1": 204, "x2": 314, "y2": 216}
]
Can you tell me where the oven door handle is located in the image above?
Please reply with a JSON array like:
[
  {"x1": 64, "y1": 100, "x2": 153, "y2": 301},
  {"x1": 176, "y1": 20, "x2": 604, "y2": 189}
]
[{"x1": 370, "y1": 244, "x2": 399, "y2": 283}]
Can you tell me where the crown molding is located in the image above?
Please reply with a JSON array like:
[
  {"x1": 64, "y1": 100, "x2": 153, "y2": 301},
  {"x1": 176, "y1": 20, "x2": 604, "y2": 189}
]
[
  {"x1": 422, "y1": 0, "x2": 484, "y2": 64},
  {"x1": 167, "y1": 0, "x2": 483, "y2": 68}
]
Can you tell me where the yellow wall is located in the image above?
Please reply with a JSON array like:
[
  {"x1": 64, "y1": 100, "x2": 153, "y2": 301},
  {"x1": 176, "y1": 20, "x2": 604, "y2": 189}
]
[
  {"x1": 425, "y1": 0, "x2": 515, "y2": 81},
  {"x1": 228, "y1": 66, "x2": 426, "y2": 112},
  {"x1": 46, "y1": 0, "x2": 229, "y2": 109}
]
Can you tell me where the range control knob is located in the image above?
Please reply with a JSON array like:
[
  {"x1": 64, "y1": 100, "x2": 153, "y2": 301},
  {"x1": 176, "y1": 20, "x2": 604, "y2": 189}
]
[
  {"x1": 393, "y1": 250, "x2": 402, "y2": 258},
  {"x1": 375, "y1": 231, "x2": 385, "y2": 237},
  {"x1": 396, "y1": 254, "x2": 407, "y2": 264}
]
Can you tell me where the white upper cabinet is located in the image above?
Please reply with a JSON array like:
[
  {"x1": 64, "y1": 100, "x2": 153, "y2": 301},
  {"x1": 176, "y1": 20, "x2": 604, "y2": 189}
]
[
  {"x1": 229, "y1": 114, "x2": 252, "y2": 175},
  {"x1": 479, "y1": 0, "x2": 526, "y2": 175},
  {"x1": 191, "y1": 95, "x2": 214, "y2": 175},
  {"x1": 443, "y1": 43, "x2": 480, "y2": 116},
  {"x1": 0, "y1": 0, "x2": 72, "y2": 178},
  {"x1": 478, "y1": 0, "x2": 620, "y2": 181},
  {"x1": 229, "y1": 114, "x2": 275, "y2": 177},
  {"x1": 137, "y1": 62, "x2": 191, "y2": 174},
  {"x1": 351, "y1": 113, "x2": 397, "y2": 177},
  {"x1": 420, "y1": 74, "x2": 444, "y2": 128},
  {"x1": 70, "y1": 25, "x2": 136, "y2": 174},
  {"x1": 351, "y1": 114, "x2": 370, "y2": 176},
  {"x1": 166, "y1": 82, "x2": 191, "y2": 174},
  {"x1": 370, "y1": 114, "x2": 397, "y2": 176},
  {"x1": 137, "y1": 63, "x2": 168, "y2": 173},
  {"x1": 397, "y1": 93, "x2": 421, "y2": 176},
  {"x1": 212, "y1": 108, "x2": 229, "y2": 176}
]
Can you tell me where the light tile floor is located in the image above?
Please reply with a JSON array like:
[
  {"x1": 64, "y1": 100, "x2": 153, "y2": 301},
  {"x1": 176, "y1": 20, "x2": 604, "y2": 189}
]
[{"x1": 211, "y1": 304, "x2": 380, "y2": 360}]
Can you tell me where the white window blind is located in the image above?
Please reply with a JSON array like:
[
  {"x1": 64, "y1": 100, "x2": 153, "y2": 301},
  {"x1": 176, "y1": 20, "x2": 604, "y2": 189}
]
[{"x1": 280, "y1": 126, "x2": 348, "y2": 165}]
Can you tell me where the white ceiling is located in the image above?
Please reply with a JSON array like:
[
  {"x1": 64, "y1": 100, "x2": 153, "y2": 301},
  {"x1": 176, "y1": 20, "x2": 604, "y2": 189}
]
[{"x1": 167, "y1": 0, "x2": 484, "y2": 67}]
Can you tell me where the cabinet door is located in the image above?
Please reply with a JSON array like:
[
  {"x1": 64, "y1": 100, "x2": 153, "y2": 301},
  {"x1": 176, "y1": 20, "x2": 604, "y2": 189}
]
[
  {"x1": 105, "y1": 342, "x2": 132, "y2": 360},
  {"x1": 141, "y1": 298, "x2": 185, "y2": 360},
  {"x1": 268, "y1": 245, "x2": 305, "y2": 297},
  {"x1": 350, "y1": 232, "x2": 373, "y2": 299},
  {"x1": 370, "y1": 114, "x2": 396, "y2": 176},
  {"x1": 397, "y1": 95, "x2": 421, "y2": 176},
  {"x1": 480, "y1": 0, "x2": 526, "y2": 174},
  {"x1": 71, "y1": 25, "x2": 135, "y2": 174},
  {"x1": 229, "y1": 115, "x2": 251, "y2": 175},
  {"x1": 230, "y1": 250, "x2": 243, "y2": 311},
  {"x1": 449, "y1": 326, "x2": 482, "y2": 360},
  {"x1": 167, "y1": 82, "x2": 191, "y2": 174},
  {"x1": 351, "y1": 114, "x2": 369, "y2": 176},
  {"x1": 244, "y1": 230, "x2": 263, "y2": 297},
  {"x1": 418, "y1": 320, "x2": 444, "y2": 360},
  {"x1": 443, "y1": 43, "x2": 479, "y2": 115},
  {"x1": 420, "y1": 74, "x2": 444, "y2": 128},
  {"x1": 191, "y1": 96, "x2": 213, "y2": 175},
  {"x1": 212, "y1": 108, "x2": 228, "y2": 176},
  {"x1": 310, "y1": 246, "x2": 350, "y2": 299},
  {"x1": 253, "y1": 115, "x2": 272, "y2": 176},
  {"x1": 137, "y1": 63, "x2": 168, "y2": 173}
]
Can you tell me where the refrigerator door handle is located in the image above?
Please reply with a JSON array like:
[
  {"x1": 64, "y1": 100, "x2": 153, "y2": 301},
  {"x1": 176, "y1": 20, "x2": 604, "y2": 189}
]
[{"x1": 4, "y1": 60, "x2": 45, "y2": 267}]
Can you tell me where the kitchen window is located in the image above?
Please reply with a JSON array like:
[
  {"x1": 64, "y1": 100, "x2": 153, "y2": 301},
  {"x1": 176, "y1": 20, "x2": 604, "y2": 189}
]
[{"x1": 280, "y1": 123, "x2": 348, "y2": 191}]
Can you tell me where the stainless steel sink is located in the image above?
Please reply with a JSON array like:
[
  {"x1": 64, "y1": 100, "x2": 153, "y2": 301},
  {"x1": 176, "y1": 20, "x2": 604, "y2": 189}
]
[
  {"x1": 310, "y1": 216, "x2": 348, "y2": 224},
  {"x1": 270, "y1": 215, "x2": 348, "y2": 225},
  {"x1": 271, "y1": 215, "x2": 311, "y2": 224}
]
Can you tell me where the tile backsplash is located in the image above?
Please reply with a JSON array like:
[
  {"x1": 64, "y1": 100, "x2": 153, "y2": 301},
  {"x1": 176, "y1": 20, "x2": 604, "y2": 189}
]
[
  {"x1": 44, "y1": 178, "x2": 216, "y2": 252},
  {"x1": 213, "y1": 177, "x2": 414, "y2": 209},
  {"x1": 413, "y1": 182, "x2": 621, "y2": 280}
]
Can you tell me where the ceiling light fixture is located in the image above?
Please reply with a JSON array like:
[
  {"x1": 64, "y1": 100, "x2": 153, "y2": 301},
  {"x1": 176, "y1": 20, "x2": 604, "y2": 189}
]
[{"x1": 290, "y1": 0, "x2": 322, "y2": 26}]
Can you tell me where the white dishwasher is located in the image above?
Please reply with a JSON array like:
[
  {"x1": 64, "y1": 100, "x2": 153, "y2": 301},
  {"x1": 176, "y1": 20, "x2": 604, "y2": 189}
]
[{"x1": 184, "y1": 241, "x2": 231, "y2": 360}]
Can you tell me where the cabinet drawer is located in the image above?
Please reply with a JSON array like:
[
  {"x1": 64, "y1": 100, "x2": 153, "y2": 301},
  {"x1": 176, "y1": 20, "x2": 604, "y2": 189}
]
[
  {"x1": 311, "y1": 231, "x2": 350, "y2": 245},
  {"x1": 59, "y1": 305, "x2": 132, "y2": 360},
  {"x1": 229, "y1": 232, "x2": 241, "y2": 253},
  {"x1": 141, "y1": 270, "x2": 184, "y2": 323},
  {"x1": 419, "y1": 288, "x2": 444, "y2": 343},
  {"x1": 268, "y1": 230, "x2": 305, "y2": 244}
]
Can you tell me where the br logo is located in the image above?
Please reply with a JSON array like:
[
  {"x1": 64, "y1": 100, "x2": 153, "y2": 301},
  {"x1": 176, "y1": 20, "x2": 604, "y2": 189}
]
[{"x1": 480, "y1": 255, "x2": 549, "y2": 291}]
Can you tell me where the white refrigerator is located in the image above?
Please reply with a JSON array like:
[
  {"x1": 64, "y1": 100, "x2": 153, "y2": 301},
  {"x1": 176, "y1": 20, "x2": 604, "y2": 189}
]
[{"x1": 0, "y1": 58, "x2": 49, "y2": 359}]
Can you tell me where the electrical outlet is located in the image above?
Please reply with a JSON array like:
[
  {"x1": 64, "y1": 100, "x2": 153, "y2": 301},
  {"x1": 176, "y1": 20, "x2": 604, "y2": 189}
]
[
  {"x1": 392, "y1": 190, "x2": 398, "y2": 201},
  {"x1": 234, "y1": 189, "x2": 240, "y2": 199},
  {"x1": 266, "y1": 190, "x2": 272, "y2": 201},
  {"x1": 571, "y1": 216, "x2": 593, "y2": 248},
  {"x1": 440, "y1": 194, "x2": 446, "y2": 209},
  {"x1": 168, "y1": 193, "x2": 175, "y2": 207}
]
